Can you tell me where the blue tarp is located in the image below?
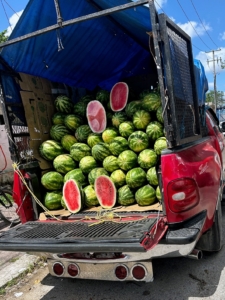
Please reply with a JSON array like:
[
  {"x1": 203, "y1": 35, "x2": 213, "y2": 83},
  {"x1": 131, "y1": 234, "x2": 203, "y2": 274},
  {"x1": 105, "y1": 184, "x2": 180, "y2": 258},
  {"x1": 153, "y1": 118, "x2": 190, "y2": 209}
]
[{"x1": 0, "y1": 0, "x2": 208, "y2": 100}]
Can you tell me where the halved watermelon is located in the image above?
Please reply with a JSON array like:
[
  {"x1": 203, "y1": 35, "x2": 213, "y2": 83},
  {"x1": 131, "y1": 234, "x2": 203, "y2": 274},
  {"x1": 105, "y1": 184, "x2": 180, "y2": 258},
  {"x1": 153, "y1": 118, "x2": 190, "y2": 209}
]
[
  {"x1": 110, "y1": 82, "x2": 129, "y2": 112},
  {"x1": 86, "y1": 100, "x2": 107, "y2": 133},
  {"x1": 94, "y1": 175, "x2": 116, "y2": 209},
  {"x1": 63, "y1": 179, "x2": 83, "y2": 213}
]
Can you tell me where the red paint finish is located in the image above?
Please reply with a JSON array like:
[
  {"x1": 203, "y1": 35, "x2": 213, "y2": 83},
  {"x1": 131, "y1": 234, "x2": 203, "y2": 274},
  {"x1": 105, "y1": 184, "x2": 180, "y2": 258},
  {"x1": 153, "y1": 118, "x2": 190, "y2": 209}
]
[{"x1": 13, "y1": 171, "x2": 34, "y2": 223}]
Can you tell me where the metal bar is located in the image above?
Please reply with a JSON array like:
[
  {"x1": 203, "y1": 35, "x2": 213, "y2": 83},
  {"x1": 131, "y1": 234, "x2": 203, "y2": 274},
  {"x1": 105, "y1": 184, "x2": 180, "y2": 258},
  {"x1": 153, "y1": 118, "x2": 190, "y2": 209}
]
[
  {"x1": 54, "y1": 0, "x2": 63, "y2": 27},
  {"x1": 0, "y1": 0, "x2": 149, "y2": 49}
]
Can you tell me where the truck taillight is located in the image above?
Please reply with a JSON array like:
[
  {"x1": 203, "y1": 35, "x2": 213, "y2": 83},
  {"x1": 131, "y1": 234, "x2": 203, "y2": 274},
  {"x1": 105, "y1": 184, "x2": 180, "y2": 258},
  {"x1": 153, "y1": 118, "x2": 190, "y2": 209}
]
[{"x1": 167, "y1": 178, "x2": 199, "y2": 213}]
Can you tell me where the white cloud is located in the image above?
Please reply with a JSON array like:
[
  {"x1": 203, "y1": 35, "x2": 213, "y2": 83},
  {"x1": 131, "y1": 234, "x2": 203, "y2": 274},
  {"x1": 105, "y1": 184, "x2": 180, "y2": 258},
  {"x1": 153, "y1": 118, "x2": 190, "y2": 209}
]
[
  {"x1": 6, "y1": 10, "x2": 23, "y2": 36},
  {"x1": 177, "y1": 21, "x2": 211, "y2": 39},
  {"x1": 220, "y1": 32, "x2": 225, "y2": 40},
  {"x1": 195, "y1": 47, "x2": 225, "y2": 74},
  {"x1": 154, "y1": 0, "x2": 167, "y2": 10},
  {"x1": 208, "y1": 82, "x2": 214, "y2": 89}
]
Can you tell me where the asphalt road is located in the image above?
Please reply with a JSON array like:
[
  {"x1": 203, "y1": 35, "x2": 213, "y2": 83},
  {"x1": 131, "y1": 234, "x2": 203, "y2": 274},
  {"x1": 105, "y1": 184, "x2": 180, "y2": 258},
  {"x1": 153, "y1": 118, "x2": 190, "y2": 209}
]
[{"x1": 2, "y1": 205, "x2": 225, "y2": 300}]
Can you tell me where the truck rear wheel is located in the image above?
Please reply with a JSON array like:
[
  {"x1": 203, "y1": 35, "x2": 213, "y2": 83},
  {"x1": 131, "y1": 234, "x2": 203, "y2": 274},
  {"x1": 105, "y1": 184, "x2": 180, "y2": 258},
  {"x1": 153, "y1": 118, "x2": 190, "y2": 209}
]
[{"x1": 196, "y1": 198, "x2": 223, "y2": 252}]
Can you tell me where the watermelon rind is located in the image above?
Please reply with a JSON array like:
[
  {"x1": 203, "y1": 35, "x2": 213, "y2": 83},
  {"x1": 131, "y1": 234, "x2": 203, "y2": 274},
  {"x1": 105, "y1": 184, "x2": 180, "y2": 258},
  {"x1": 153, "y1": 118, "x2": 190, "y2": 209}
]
[
  {"x1": 83, "y1": 185, "x2": 99, "y2": 207},
  {"x1": 41, "y1": 171, "x2": 64, "y2": 190},
  {"x1": 63, "y1": 179, "x2": 83, "y2": 213},
  {"x1": 126, "y1": 167, "x2": 146, "y2": 189},
  {"x1": 109, "y1": 137, "x2": 129, "y2": 156},
  {"x1": 61, "y1": 135, "x2": 77, "y2": 152},
  {"x1": 53, "y1": 154, "x2": 76, "y2": 174},
  {"x1": 70, "y1": 143, "x2": 91, "y2": 161},
  {"x1": 128, "y1": 131, "x2": 149, "y2": 153},
  {"x1": 135, "y1": 184, "x2": 156, "y2": 206},
  {"x1": 110, "y1": 82, "x2": 129, "y2": 112},
  {"x1": 146, "y1": 167, "x2": 159, "y2": 186},
  {"x1": 117, "y1": 185, "x2": 136, "y2": 206},
  {"x1": 39, "y1": 140, "x2": 64, "y2": 161},
  {"x1": 88, "y1": 167, "x2": 109, "y2": 185},
  {"x1": 117, "y1": 150, "x2": 138, "y2": 171},
  {"x1": 94, "y1": 175, "x2": 117, "y2": 209},
  {"x1": 138, "y1": 149, "x2": 157, "y2": 169},
  {"x1": 44, "y1": 190, "x2": 63, "y2": 210},
  {"x1": 110, "y1": 169, "x2": 126, "y2": 187}
]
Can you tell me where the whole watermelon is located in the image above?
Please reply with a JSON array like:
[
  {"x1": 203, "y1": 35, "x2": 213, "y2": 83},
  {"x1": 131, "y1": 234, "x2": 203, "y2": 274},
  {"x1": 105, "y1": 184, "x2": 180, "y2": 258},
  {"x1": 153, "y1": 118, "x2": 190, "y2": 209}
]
[
  {"x1": 39, "y1": 140, "x2": 64, "y2": 161},
  {"x1": 79, "y1": 156, "x2": 98, "y2": 174},
  {"x1": 52, "y1": 112, "x2": 66, "y2": 125},
  {"x1": 64, "y1": 114, "x2": 82, "y2": 131},
  {"x1": 92, "y1": 143, "x2": 111, "y2": 161},
  {"x1": 102, "y1": 127, "x2": 119, "y2": 144},
  {"x1": 156, "y1": 106, "x2": 164, "y2": 124},
  {"x1": 64, "y1": 168, "x2": 87, "y2": 186},
  {"x1": 87, "y1": 133, "x2": 103, "y2": 148},
  {"x1": 50, "y1": 124, "x2": 70, "y2": 141},
  {"x1": 117, "y1": 185, "x2": 136, "y2": 206},
  {"x1": 133, "y1": 110, "x2": 151, "y2": 130},
  {"x1": 96, "y1": 90, "x2": 110, "y2": 104},
  {"x1": 70, "y1": 143, "x2": 91, "y2": 161},
  {"x1": 110, "y1": 169, "x2": 126, "y2": 187},
  {"x1": 156, "y1": 186, "x2": 161, "y2": 201},
  {"x1": 73, "y1": 101, "x2": 87, "y2": 117},
  {"x1": 146, "y1": 167, "x2": 159, "y2": 186},
  {"x1": 88, "y1": 167, "x2": 109, "y2": 185},
  {"x1": 154, "y1": 137, "x2": 167, "y2": 155},
  {"x1": 125, "y1": 101, "x2": 142, "y2": 118},
  {"x1": 75, "y1": 125, "x2": 92, "y2": 142},
  {"x1": 61, "y1": 135, "x2": 77, "y2": 152},
  {"x1": 126, "y1": 167, "x2": 146, "y2": 188},
  {"x1": 103, "y1": 156, "x2": 119, "y2": 172},
  {"x1": 44, "y1": 190, "x2": 63, "y2": 210},
  {"x1": 146, "y1": 122, "x2": 164, "y2": 141},
  {"x1": 119, "y1": 121, "x2": 135, "y2": 138},
  {"x1": 135, "y1": 185, "x2": 156, "y2": 206},
  {"x1": 117, "y1": 150, "x2": 138, "y2": 171},
  {"x1": 83, "y1": 185, "x2": 99, "y2": 207},
  {"x1": 138, "y1": 149, "x2": 157, "y2": 169},
  {"x1": 53, "y1": 154, "x2": 76, "y2": 174},
  {"x1": 128, "y1": 131, "x2": 149, "y2": 152},
  {"x1": 109, "y1": 137, "x2": 129, "y2": 156},
  {"x1": 41, "y1": 171, "x2": 64, "y2": 190},
  {"x1": 55, "y1": 95, "x2": 73, "y2": 114},
  {"x1": 142, "y1": 92, "x2": 161, "y2": 112},
  {"x1": 112, "y1": 112, "x2": 127, "y2": 128}
]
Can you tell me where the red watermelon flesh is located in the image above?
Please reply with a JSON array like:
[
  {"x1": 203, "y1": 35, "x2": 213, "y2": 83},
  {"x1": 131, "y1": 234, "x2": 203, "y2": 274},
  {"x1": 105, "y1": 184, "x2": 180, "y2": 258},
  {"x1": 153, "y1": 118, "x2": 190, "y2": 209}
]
[
  {"x1": 87, "y1": 100, "x2": 107, "y2": 133},
  {"x1": 110, "y1": 82, "x2": 129, "y2": 112},
  {"x1": 63, "y1": 179, "x2": 82, "y2": 213},
  {"x1": 94, "y1": 175, "x2": 116, "y2": 209}
]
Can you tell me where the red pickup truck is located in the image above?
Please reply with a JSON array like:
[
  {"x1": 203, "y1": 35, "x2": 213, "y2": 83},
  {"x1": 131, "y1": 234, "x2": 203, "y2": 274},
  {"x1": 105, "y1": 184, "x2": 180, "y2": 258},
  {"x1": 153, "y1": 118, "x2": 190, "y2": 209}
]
[{"x1": 0, "y1": 0, "x2": 224, "y2": 282}]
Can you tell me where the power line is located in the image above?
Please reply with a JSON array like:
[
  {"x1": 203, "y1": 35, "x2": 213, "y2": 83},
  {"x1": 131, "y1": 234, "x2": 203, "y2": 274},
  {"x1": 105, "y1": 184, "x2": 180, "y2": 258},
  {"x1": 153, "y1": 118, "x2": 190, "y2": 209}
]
[
  {"x1": 189, "y1": 0, "x2": 219, "y2": 49},
  {"x1": 176, "y1": 0, "x2": 211, "y2": 51},
  {"x1": 0, "y1": 0, "x2": 12, "y2": 31},
  {"x1": 3, "y1": 0, "x2": 20, "y2": 17}
]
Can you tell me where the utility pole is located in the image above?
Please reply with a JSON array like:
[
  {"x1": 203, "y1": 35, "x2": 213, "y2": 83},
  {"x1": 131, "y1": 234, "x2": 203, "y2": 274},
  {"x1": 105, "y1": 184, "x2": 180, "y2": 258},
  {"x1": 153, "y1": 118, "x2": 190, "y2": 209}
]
[{"x1": 206, "y1": 49, "x2": 221, "y2": 113}]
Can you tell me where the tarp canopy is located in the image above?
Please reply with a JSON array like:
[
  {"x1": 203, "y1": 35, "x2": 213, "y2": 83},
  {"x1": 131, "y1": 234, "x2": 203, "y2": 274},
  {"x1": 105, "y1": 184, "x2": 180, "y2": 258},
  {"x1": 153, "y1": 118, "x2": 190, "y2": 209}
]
[
  {"x1": 1, "y1": 0, "x2": 155, "y2": 91},
  {"x1": 0, "y1": 0, "x2": 208, "y2": 101}
]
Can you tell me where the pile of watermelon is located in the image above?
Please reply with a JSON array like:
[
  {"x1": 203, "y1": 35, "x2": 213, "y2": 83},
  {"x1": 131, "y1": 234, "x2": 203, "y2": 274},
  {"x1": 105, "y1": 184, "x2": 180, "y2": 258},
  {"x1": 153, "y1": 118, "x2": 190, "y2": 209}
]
[{"x1": 39, "y1": 82, "x2": 167, "y2": 213}]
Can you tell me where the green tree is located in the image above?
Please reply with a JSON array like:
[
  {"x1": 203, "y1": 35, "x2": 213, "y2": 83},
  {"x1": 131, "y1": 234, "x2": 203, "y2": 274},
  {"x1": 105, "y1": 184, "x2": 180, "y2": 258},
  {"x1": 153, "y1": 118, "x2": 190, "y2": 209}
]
[
  {"x1": 206, "y1": 90, "x2": 225, "y2": 107},
  {"x1": 0, "y1": 30, "x2": 7, "y2": 43}
]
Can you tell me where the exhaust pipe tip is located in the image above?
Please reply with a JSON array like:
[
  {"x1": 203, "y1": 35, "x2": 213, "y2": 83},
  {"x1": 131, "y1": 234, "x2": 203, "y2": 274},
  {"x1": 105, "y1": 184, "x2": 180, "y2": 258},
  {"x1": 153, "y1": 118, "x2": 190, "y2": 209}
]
[{"x1": 186, "y1": 249, "x2": 203, "y2": 260}]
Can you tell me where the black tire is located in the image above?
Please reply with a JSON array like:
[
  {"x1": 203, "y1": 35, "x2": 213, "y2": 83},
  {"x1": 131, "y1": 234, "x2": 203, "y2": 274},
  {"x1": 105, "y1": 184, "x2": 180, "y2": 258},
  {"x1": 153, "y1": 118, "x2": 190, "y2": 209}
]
[
  {"x1": 196, "y1": 198, "x2": 223, "y2": 252},
  {"x1": 0, "y1": 189, "x2": 20, "y2": 225}
]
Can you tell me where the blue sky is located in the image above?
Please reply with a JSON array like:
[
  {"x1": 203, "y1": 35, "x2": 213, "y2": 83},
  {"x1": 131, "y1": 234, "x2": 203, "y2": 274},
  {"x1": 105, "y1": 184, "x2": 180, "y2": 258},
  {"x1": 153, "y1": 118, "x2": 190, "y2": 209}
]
[{"x1": 0, "y1": 0, "x2": 225, "y2": 92}]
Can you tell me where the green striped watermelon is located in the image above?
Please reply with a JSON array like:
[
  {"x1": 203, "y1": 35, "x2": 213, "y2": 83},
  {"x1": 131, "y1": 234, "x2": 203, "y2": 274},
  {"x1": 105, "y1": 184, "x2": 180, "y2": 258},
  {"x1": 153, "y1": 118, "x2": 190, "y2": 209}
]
[
  {"x1": 133, "y1": 110, "x2": 151, "y2": 130},
  {"x1": 103, "y1": 156, "x2": 119, "y2": 172},
  {"x1": 142, "y1": 93, "x2": 161, "y2": 112},
  {"x1": 146, "y1": 122, "x2": 164, "y2": 141},
  {"x1": 96, "y1": 90, "x2": 110, "y2": 104},
  {"x1": 64, "y1": 168, "x2": 87, "y2": 186},
  {"x1": 110, "y1": 169, "x2": 126, "y2": 187},
  {"x1": 146, "y1": 167, "x2": 159, "y2": 186},
  {"x1": 138, "y1": 149, "x2": 157, "y2": 169},
  {"x1": 102, "y1": 127, "x2": 119, "y2": 144},
  {"x1": 50, "y1": 124, "x2": 70, "y2": 141},
  {"x1": 88, "y1": 167, "x2": 109, "y2": 185},
  {"x1": 109, "y1": 137, "x2": 129, "y2": 156},
  {"x1": 135, "y1": 185, "x2": 156, "y2": 206},
  {"x1": 52, "y1": 112, "x2": 66, "y2": 125},
  {"x1": 139, "y1": 89, "x2": 151, "y2": 100},
  {"x1": 156, "y1": 106, "x2": 164, "y2": 124},
  {"x1": 128, "y1": 131, "x2": 149, "y2": 152},
  {"x1": 41, "y1": 171, "x2": 64, "y2": 190},
  {"x1": 73, "y1": 101, "x2": 87, "y2": 117},
  {"x1": 91, "y1": 142, "x2": 111, "y2": 161},
  {"x1": 83, "y1": 185, "x2": 99, "y2": 207},
  {"x1": 64, "y1": 114, "x2": 82, "y2": 131},
  {"x1": 117, "y1": 150, "x2": 138, "y2": 171},
  {"x1": 79, "y1": 156, "x2": 98, "y2": 174},
  {"x1": 61, "y1": 197, "x2": 67, "y2": 209},
  {"x1": 55, "y1": 95, "x2": 73, "y2": 114},
  {"x1": 112, "y1": 112, "x2": 127, "y2": 128},
  {"x1": 125, "y1": 101, "x2": 142, "y2": 118},
  {"x1": 44, "y1": 190, "x2": 63, "y2": 210},
  {"x1": 87, "y1": 133, "x2": 103, "y2": 148},
  {"x1": 154, "y1": 137, "x2": 167, "y2": 155},
  {"x1": 117, "y1": 185, "x2": 136, "y2": 206},
  {"x1": 156, "y1": 186, "x2": 161, "y2": 201},
  {"x1": 119, "y1": 121, "x2": 135, "y2": 138},
  {"x1": 126, "y1": 167, "x2": 146, "y2": 188},
  {"x1": 39, "y1": 140, "x2": 64, "y2": 161},
  {"x1": 61, "y1": 135, "x2": 77, "y2": 152},
  {"x1": 75, "y1": 125, "x2": 92, "y2": 142},
  {"x1": 70, "y1": 143, "x2": 91, "y2": 161},
  {"x1": 53, "y1": 154, "x2": 76, "y2": 174}
]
